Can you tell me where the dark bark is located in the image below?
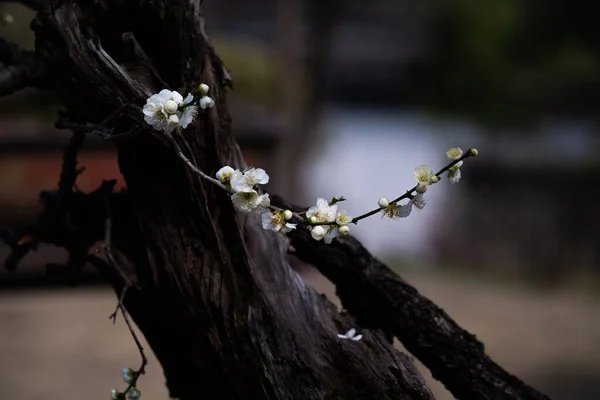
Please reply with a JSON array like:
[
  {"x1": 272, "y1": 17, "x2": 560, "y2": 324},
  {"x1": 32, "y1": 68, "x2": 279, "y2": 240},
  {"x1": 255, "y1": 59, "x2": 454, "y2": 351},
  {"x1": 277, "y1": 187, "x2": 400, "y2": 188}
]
[
  {"x1": 0, "y1": 1, "x2": 552, "y2": 400},
  {"x1": 274, "y1": 196, "x2": 552, "y2": 400}
]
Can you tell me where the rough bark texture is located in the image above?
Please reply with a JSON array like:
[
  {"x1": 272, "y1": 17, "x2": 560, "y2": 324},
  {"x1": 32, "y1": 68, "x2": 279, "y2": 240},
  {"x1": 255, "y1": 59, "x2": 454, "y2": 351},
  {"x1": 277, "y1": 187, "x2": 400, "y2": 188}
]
[
  {"x1": 0, "y1": 1, "x2": 552, "y2": 400},
  {"x1": 274, "y1": 197, "x2": 552, "y2": 400}
]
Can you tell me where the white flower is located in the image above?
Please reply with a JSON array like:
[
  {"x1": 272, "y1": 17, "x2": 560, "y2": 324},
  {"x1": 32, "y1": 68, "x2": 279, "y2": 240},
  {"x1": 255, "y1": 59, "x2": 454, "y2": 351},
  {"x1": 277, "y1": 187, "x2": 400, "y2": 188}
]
[
  {"x1": 307, "y1": 198, "x2": 339, "y2": 243},
  {"x1": 230, "y1": 168, "x2": 269, "y2": 192},
  {"x1": 216, "y1": 166, "x2": 235, "y2": 182},
  {"x1": 261, "y1": 211, "x2": 296, "y2": 234},
  {"x1": 323, "y1": 226, "x2": 339, "y2": 244},
  {"x1": 382, "y1": 194, "x2": 425, "y2": 219},
  {"x1": 414, "y1": 165, "x2": 435, "y2": 186},
  {"x1": 306, "y1": 198, "x2": 337, "y2": 223},
  {"x1": 180, "y1": 104, "x2": 198, "y2": 129},
  {"x1": 378, "y1": 197, "x2": 389, "y2": 208},
  {"x1": 282, "y1": 210, "x2": 293, "y2": 220},
  {"x1": 231, "y1": 190, "x2": 269, "y2": 212},
  {"x1": 200, "y1": 96, "x2": 215, "y2": 109},
  {"x1": 335, "y1": 210, "x2": 352, "y2": 226},
  {"x1": 143, "y1": 90, "x2": 197, "y2": 133},
  {"x1": 397, "y1": 202, "x2": 413, "y2": 218},
  {"x1": 199, "y1": 83, "x2": 210, "y2": 95},
  {"x1": 311, "y1": 225, "x2": 326, "y2": 241},
  {"x1": 412, "y1": 193, "x2": 426, "y2": 210},
  {"x1": 122, "y1": 367, "x2": 133, "y2": 384},
  {"x1": 111, "y1": 389, "x2": 120, "y2": 400},
  {"x1": 339, "y1": 225, "x2": 350, "y2": 235},
  {"x1": 448, "y1": 166, "x2": 461, "y2": 184},
  {"x1": 446, "y1": 147, "x2": 463, "y2": 160},
  {"x1": 337, "y1": 328, "x2": 363, "y2": 341},
  {"x1": 125, "y1": 387, "x2": 141, "y2": 400}
]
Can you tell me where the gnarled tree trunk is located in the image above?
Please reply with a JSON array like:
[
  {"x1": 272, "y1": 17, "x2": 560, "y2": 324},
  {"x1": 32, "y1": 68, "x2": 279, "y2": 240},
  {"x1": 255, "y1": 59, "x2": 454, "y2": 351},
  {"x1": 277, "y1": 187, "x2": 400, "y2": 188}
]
[{"x1": 0, "y1": 1, "x2": 551, "y2": 399}]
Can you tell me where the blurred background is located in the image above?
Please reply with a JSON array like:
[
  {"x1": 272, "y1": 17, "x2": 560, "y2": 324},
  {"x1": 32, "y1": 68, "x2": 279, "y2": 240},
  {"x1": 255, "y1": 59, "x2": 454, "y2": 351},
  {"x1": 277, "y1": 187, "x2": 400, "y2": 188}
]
[{"x1": 1, "y1": 0, "x2": 600, "y2": 399}]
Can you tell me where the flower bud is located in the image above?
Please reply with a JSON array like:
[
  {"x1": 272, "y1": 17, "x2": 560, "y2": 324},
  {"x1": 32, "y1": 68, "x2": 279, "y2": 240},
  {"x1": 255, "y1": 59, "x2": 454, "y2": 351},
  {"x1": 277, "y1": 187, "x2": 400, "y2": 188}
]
[
  {"x1": 430, "y1": 175, "x2": 440, "y2": 184},
  {"x1": 378, "y1": 197, "x2": 389, "y2": 208},
  {"x1": 339, "y1": 225, "x2": 350, "y2": 235},
  {"x1": 168, "y1": 114, "x2": 180, "y2": 124},
  {"x1": 111, "y1": 389, "x2": 120, "y2": 400},
  {"x1": 415, "y1": 183, "x2": 427, "y2": 194},
  {"x1": 164, "y1": 100, "x2": 178, "y2": 114},
  {"x1": 199, "y1": 83, "x2": 209, "y2": 95},
  {"x1": 200, "y1": 96, "x2": 215, "y2": 109},
  {"x1": 308, "y1": 216, "x2": 318, "y2": 225},
  {"x1": 282, "y1": 210, "x2": 293, "y2": 220},
  {"x1": 311, "y1": 225, "x2": 326, "y2": 241},
  {"x1": 469, "y1": 148, "x2": 479, "y2": 157},
  {"x1": 125, "y1": 387, "x2": 141, "y2": 400},
  {"x1": 3, "y1": 14, "x2": 14, "y2": 24}
]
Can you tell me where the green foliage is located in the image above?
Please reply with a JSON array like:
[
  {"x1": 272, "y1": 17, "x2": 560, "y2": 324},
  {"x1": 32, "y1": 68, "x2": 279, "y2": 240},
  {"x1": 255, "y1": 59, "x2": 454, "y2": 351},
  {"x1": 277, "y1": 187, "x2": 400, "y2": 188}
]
[{"x1": 407, "y1": 0, "x2": 600, "y2": 126}]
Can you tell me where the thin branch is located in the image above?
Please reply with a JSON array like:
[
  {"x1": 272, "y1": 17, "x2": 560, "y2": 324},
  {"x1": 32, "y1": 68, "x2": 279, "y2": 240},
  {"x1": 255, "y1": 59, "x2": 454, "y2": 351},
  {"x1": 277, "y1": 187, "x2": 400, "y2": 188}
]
[
  {"x1": 55, "y1": 104, "x2": 140, "y2": 141},
  {"x1": 101, "y1": 190, "x2": 147, "y2": 399},
  {"x1": 163, "y1": 132, "x2": 228, "y2": 190}
]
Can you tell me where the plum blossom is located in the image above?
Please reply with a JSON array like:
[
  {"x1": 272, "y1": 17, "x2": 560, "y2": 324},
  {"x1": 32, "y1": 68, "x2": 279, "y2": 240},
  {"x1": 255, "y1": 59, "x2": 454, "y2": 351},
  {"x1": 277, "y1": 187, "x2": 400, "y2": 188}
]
[
  {"x1": 446, "y1": 147, "x2": 463, "y2": 160},
  {"x1": 230, "y1": 168, "x2": 269, "y2": 192},
  {"x1": 382, "y1": 193, "x2": 426, "y2": 219},
  {"x1": 414, "y1": 165, "x2": 436, "y2": 186},
  {"x1": 448, "y1": 161, "x2": 463, "y2": 184},
  {"x1": 216, "y1": 166, "x2": 235, "y2": 183},
  {"x1": 261, "y1": 211, "x2": 296, "y2": 234},
  {"x1": 231, "y1": 191, "x2": 270, "y2": 213},
  {"x1": 143, "y1": 90, "x2": 197, "y2": 133},
  {"x1": 337, "y1": 328, "x2": 363, "y2": 341},
  {"x1": 306, "y1": 198, "x2": 339, "y2": 244}
]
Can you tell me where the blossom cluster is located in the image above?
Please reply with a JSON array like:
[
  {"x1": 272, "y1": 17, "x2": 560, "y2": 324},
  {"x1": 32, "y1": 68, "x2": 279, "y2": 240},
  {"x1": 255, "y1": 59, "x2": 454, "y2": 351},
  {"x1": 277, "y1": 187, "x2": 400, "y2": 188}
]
[
  {"x1": 111, "y1": 367, "x2": 141, "y2": 400},
  {"x1": 306, "y1": 198, "x2": 352, "y2": 243},
  {"x1": 211, "y1": 147, "x2": 476, "y2": 242},
  {"x1": 142, "y1": 84, "x2": 214, "y2": 134},
  {"x1": 216, "y1": 166, "x2": 297, "y2": 234}
]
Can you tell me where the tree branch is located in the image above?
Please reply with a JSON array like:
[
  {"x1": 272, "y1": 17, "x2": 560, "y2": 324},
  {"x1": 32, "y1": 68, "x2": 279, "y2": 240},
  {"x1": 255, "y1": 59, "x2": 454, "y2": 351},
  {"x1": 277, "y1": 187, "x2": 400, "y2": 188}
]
[
  {"x1": 274, "y1": 195, "x2": 551, "y2": 400},
  {"x1": 0, "y1": 37, "x2": 43, "y2": 96}
]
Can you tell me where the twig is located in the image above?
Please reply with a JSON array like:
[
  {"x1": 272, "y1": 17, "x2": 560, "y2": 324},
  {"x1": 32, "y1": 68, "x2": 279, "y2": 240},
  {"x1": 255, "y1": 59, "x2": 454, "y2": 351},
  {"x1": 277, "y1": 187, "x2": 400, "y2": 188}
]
[
  {"x1": 118, "y1": 304, "x2": 148, "y2": 398},
  {"x1": 164, "y1": 132, "x2": 228, "y2": 190},
  {"x1": 109, "y1": 282, "x2": 131, "y2": 324},
  {"x1": 101, "y1": 186, "x2": 147, "y2": 398},
  {"x1": 55, "y1": 104, "x2": 140, "y2": 141},
  {"x1": 306, "y1": 149, "x2": 478, "y2": 227}
]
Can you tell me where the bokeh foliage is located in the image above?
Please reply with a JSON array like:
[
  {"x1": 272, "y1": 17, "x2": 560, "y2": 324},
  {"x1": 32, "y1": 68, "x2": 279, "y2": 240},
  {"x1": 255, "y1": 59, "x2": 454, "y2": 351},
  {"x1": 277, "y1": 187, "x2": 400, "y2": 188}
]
[{"x1": 407, "y1": 0, "x2": 600, "y2": 126}]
